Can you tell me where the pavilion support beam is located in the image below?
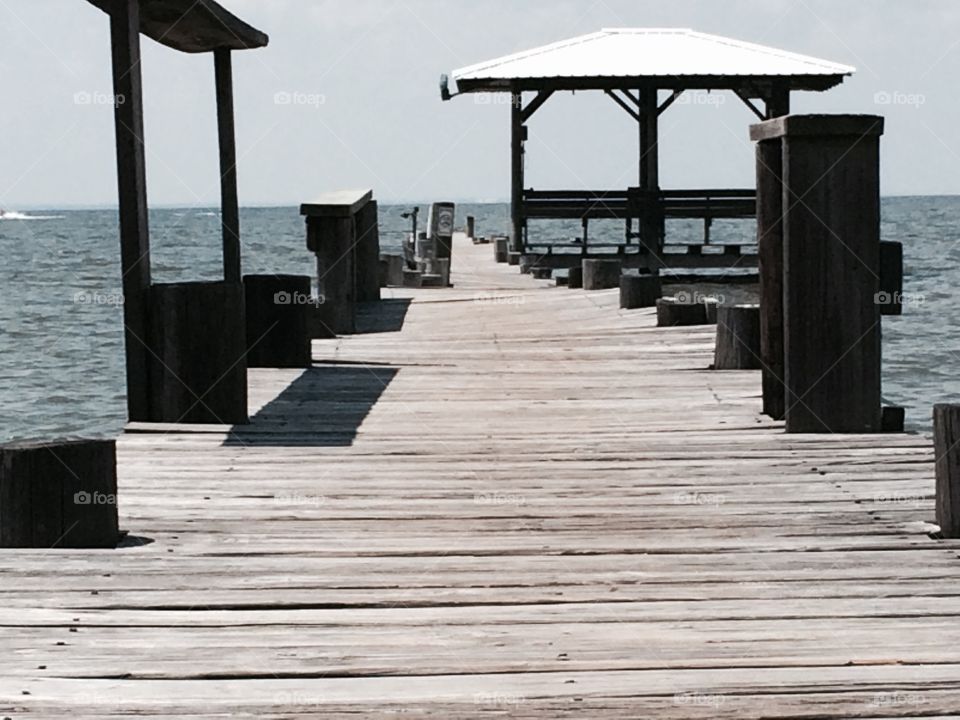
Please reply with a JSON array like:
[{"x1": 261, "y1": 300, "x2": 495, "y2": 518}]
[
  {"x1": 765, "y1": 84, "x2": 791, "y2": 119},
  {"x1": 637, "y1": 88, "x2": 663, "y2": 258},
  {"x1": 215, "y1": 48, "x2": 241, "y2": 284},
  {"x1": 521, "y1": 89, "x2": 553, "y2": 123},
  {"x1": 605, "y1": 90, "x2": 640, "y2": 121},
  {"x1": 734, "y1": 89, "x2": 766, "y2": 121},
  {"x1": 109, "y1": 0, "x2": 152, "y2": 422},
  {"x1": 657, "y1": 90, "x2": 684, "y2": 116},
  {"x1": 510, "y1": 88, "x2": 525, "y2": 253}
]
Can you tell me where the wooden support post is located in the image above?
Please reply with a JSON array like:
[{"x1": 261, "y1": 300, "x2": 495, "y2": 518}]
[
  {"x1": 307, "y1": 217, "x2": 357, "y2": 335},
  {"x1": 755, "y1": 137, "x2": 785, "y2": 420},
  {"x1": 934, "y1": 404, "x2": 960, "y2": 538},
  {"x1": 656, "y1": 298, "x2": 709, "y2": 327},
  {"x1": 493, "y1": 237, "x2": 509, "y2": 263},
  {"x1": 878, "y1": 240, "x2": 904, "y2": 315},
  {"x1": 214, "y1": 48, "x2": 241, "y2": 284},
  {"x1": 355, "y1": 200, "x2": 381, "y2": 302},
  {"x1": 0, "y1": 439, "x2": 119, "y2": 549},
  {"x1": 713, "y1": 305, "x2": 762, "y2": 370},
  {"x1": 567, "y1": 266, "x2": 583, "y2": 289},
  {"x1": 465, "y1": 215, "x2": 476, "y2": 240},
  {"x1": 582, "y1": 259, "x2": 621, "y2": 290},
  {"x1": 510, "y1": 88, "x2": 525, "y2": 254},
  {"x1": 619, "y1": 275, "x2": 661, "y2": 309},
  {"x1": 765, "y1": 84, "x2": 791, "y2": 119},
  {"x1": 109, "y1": 0, "x2": 152, "y2": 422},
  {"x1": 507, "y1": 251, "x2": 521, "y2": 266},
  {"x1": 637, "y1": 88, "x2": 663, "y2": 254},
  {"x1": 751, "y1": 115, "x2": 884, "y2": 433},
  {"x1": 243, "y1": 275, "x2": 312, "y2": 368},
  {"x1": 147, "y1": 281, "x2": 248, "y2": 424}
]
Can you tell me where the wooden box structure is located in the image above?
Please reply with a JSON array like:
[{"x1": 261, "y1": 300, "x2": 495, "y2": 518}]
[
  {"x1": 751, "y1": 114, "x2": 894, "y2": 433},
  {"x1": 301, "y1": 189, "x2": 381, "y2": 336},
  {"x1": 85, "y1": 0, "x2": 268, "y2": 424},
  {"x1": 441, "y1": 29, "x2": 854, "y2": 274}
]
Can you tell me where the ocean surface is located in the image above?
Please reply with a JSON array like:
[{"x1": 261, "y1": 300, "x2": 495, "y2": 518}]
[{"x1": 0, "y1": 197, "x2": 956, "y2": 440}]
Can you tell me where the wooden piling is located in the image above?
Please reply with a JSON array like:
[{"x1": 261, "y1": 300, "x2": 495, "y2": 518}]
[
  {"x1": 755, "y1": 137, "x2": 785, "y2": 420},
  {"x1": 751, "y1": 115, "x2": 884, "y2": 433},
  {"x1": 147, "y1": 281, "x2": 248, "y2": 424},
  {"x1": 657, "y1": 298, "x2": 709, "y2": 327},
  {"x1": 619, "y1": 275, "x2": 661, "y2": 309},
  {"x1": 493, "y1": 237, "x2": 509, "y2": 263},
  {"x1": 714, "y1": 305, "x2": 761, "y2": 370},
  {"x1": 507, "y1": 252, "x2": 521, "y2": 266},
  {"x1": 466, "y1": 215, "x2": 476, "y2": 240},
  {"x1": 306, "y1": 217, "x2": 356, "y2": 335},
  {"x1": 567, "y1": 266, "x2": 583, "y2": 289},
  {"x1": 582, "y1": 259, "x2": 621, "y2": 290},
  {"x1": 0, "y1": 439, "x2": 119, "y2": 548},
  {"x1": 355, "y1": 200, "x2": 381, "y2": 302},
  {"x1": 934, "y1": 404, "x2": 960, "y2": 538},
  {"x1": 243, "y1": 275, "x2": 312, "y2": 368}
]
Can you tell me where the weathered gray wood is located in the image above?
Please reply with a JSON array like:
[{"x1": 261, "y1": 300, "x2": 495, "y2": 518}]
[
  {"x1": 214, "y1": 48, "x2": 241, "y2": 284},
  {"x1": 619, "y1": 274, "x2": 661, "y2": 309},
  {"x1": 755, "y1": 138, "x2": 785, "y2": 420},
  {"x1": 402, "y1": 268, "x2": 422, "y2": 288},
  {"x1": 567, "y1": 266, "x2": 583, "y2": 289},
  {"x1": 0, "y1": 439, "x2": 118, "y2": 548},
  {"x1": 465, "y1": 215, "x2": 475, "y2": 240},
  {"x1": 108, "y1": 0, "x2": 152, "y2": 422},
  {"x1": 147, "y1": 281, "x2": 248, "y2": 424},
  {"x1": 493, "y1": 237, "x2": 509, "y2": 263},
  {"x1": 754, "y1": 114, "x2": 884, "y2": 433},
  {"x1": 879, "y1": 240, "x2": 903, "y2": 316},
  {"x1": 86, "y1": 0, "x2": 269, "y2": 54},
  {"x1": 300, "y1": 190, "x2": 373, "y2": 218},
  {"x1": 657, "y1": 298, "x2": 709, "y2": 326},
  {"x1": 934, "y1": 404, "x2": 960, "y2": 538},
  {"x1": 714, "y1": 305, "x2": 761, "y2": 370},
  {"x1": 306, "y1": 216, "x2": 356, "y2": 335},
  {"x1": 530, "y1": 267, "x2": 552, "y2": 279},
  {"x1": 355, "y1": 201, "x2": 381, "y2": 302},
  {"x1": 582, "y1": 259, "x2": 621, "y2": 290},
  {"x1": 243, "y1": 275, "x2": 311, "y2": 369},
  {"x1": 507, "y1": 251, "x2": 521, "y2": 266}
]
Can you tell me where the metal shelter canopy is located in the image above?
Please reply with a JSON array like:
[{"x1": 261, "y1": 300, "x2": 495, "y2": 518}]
[
  {"x1": 446, "y1": 28, "x2": 854, "y2": 94},
  {"x1": 440, "y1": 28, "x2": 855, "y2": 258}
]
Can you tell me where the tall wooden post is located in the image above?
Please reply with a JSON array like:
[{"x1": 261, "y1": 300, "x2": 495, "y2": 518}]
[
  {"x1": 637, "y1": 88, "x2": 662, "y2": 256},
  {"x1": 755, "y1": 86, "x2": 791, "y2": 419},
  {"x1": 109, "y1": 0, "x2": 152, "y2": 421},
  {"x1": 510, "y1": 87, "x2": 524, "y2": 253},
  {"x1": 751, "y1": 115, "x2": 884, "y2": 433},
  {"x1": 215, "y1": 48, "x2": 241, "y2": 284}
]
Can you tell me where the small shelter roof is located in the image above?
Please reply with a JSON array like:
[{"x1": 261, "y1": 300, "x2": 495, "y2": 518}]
[
  {"x1": 85, "y1": 0, "x2": 268, "y2": 53},
  {"x1": 450, "y1": 28, "x2": 854, "y2": 93}
]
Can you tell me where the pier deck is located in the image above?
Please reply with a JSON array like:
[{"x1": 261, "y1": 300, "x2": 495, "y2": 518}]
[{"x1": 1, "y1": 236, "x2": 957, "y2": 718}]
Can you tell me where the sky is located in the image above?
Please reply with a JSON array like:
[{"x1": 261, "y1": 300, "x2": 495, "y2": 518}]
[{"x1": 0, "y1": 0, "x2": 958, "y2": 207}]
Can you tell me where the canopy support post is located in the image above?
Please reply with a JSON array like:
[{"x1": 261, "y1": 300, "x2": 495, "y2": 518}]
[
  {"x1": 765, "y1": 83, "x2": 791, "y2": 119},
  {"x1": 109, "y1": 0, "x2": 152, "y2": 421},
  {"x1": 510, "y1": 87, "x2": 525, "y2": 253},
  {"x1": 637, "y1": 88, "x2": 662, "y2": 260},
  {"x1": 215, "y1": 48, "x2": 241, "y2": 284}
]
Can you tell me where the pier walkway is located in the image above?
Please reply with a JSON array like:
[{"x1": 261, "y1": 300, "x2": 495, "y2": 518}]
[{"x1": 1, "y1": 235, "x2": 956, "y2": 718}]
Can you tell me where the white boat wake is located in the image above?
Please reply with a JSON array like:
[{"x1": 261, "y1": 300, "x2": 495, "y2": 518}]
[{"x1": 0, "y1": 211, "x2": 64, "y2": 220}]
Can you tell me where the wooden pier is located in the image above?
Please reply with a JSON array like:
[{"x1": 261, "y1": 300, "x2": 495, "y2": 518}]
[{"x1": 1, "y1": 235, "x2": 956, "y2": 718}]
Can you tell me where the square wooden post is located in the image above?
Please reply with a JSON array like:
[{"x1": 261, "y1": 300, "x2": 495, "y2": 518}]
[
  {"x1": 755, "y1": 137, "x2": 785, "y2": 420},
  {"x1": 109, "y1": 0, "x2": 152, "y2": 421},
  {"x1": 215, "y1": 48, "x2": 241, "y2": 284},
  {"x1": 751, "y1": 115, "x2": 884, "y2": 433},
  {"x1": 510, "y1": 88, "x2": 525, "y2": 253}
]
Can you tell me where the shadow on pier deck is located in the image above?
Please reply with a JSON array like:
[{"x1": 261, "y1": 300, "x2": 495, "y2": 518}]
[{"x1": 1, "y1": 234, "x2": 957, "y2": 718}]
